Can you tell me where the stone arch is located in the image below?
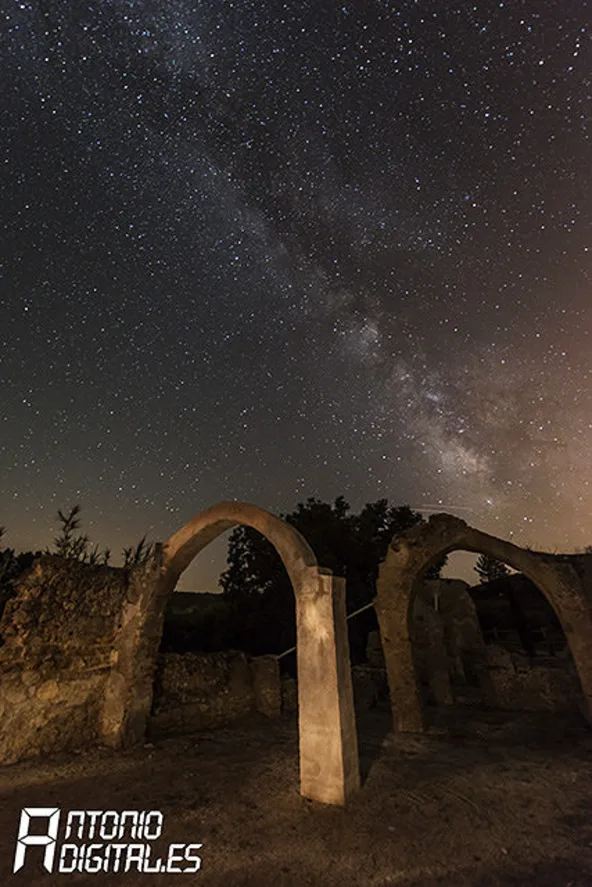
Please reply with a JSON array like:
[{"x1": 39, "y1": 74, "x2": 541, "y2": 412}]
[
  {"x1": 100, "y1": 502, "x2": 360, "y2": 806},
  {"x1": 375, "y1": 514, "x2": 592, "y2": 732}
]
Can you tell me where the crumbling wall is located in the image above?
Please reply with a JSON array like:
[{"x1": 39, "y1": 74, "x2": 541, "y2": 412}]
[
  {"x1": 0, "y1": 557, "x2": 128, "y2": 764},
  {"x1": 369, "y1": 578, "x2": 580, "y2": 715},
  {"x1": 486, "y1": 645, "x2": 582, "y2": 713},
  {"x1": 368, "y1": 582, "x2": 480, "y2": 707},
  {"x1": 427, "y1": 580, "x2": 486, "y2": 679},
  {"x1": 149, "y1": 651, "x2": 281, "y2": 737},
  {"x1": 376, "y1": 514, "x2": 592, "y2": 732},
  {"x1": 0, "y1": 556, "x2": 283, "y2": 763}
]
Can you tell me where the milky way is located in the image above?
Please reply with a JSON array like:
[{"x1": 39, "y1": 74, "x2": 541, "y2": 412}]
[{"x1": 1, "y1": 1, "x2": 590, "y2": 588}]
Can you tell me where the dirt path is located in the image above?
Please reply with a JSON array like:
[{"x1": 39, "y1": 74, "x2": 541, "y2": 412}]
[{"x1": 0, "y1": 708, "x2": 591, "y2": 886}]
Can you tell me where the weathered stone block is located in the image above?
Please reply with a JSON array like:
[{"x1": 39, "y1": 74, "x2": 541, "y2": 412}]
[
  {"x1": 36, "y1": 679, "x2": 59, "y2": 702},
  {"x1": 251, "y1": 655, "x2": 281, "y2": 718}
]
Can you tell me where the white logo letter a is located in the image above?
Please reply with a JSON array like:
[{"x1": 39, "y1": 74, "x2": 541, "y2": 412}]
[{"x1": 13, "y1": 807, "x2": 61, "y2": 873}]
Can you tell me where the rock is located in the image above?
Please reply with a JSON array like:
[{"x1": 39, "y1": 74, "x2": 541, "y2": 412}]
[{"x1": 36, "y1": 679, "x2": 59, "y2": 702}]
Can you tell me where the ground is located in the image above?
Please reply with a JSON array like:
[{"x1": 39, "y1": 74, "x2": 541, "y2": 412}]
[{"x1": 0, "y1": 707, "x2": 591, "y2": 886}]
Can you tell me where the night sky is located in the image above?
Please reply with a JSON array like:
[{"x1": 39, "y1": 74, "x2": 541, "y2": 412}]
[{"x1": 2, "y1": 1, "x2": 590, "y2": 591}]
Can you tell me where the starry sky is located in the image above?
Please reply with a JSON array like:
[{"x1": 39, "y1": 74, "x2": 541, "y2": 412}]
[{"x1": 1, "y1": 0, "x2": 590, "y2": 591}]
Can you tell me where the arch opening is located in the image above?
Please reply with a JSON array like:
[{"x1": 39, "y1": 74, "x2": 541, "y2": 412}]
[
  {"x1": 375, "y1": 515, "x2": 592, "y2": 734},
  {"x1": 100, "y1": 502, "x2": 361, "y2": 806},
  {"x1": 413, "y1": 555, "x2": 580, "y2": 724}
]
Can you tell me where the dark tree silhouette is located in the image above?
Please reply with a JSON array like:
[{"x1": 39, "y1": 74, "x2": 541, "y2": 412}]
[
  {"x1": 473, "y1": 555, "x2": 537, "y2": 657},
  {"x1": 122, "y1": 535, "x2": 155, "y2": 569},
  {"x1": 52, "y1": 505, "x2": 151, "y2": 569},
  {"x1": 0, "y1": 512, "x2": 153, "y2": 629},
  {"x1": 52, "y1": 505, "x2": 110, "y2": 564},
  {"x1": 474, "y1": 553, "x2": 511, "y2": 584},
  {"x1": 220, "y1": 497, "x2": 447, "y2": 662}
]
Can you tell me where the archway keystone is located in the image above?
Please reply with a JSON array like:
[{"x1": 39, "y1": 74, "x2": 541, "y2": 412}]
[
  {"x1": 375, "y1": 514, "x2": 592, "y2": 732},
  {"x1": 101, "y1": 502, "x2": 360, "y2": 806}
]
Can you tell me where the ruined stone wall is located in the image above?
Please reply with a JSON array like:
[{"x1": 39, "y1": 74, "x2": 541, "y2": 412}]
[
  {"x1": 0, "y1": 557, "x2": 282, "y2": 762},
  {"x1": 149, "y1": 651, "x2": 281, "y2": 737},
  {"x1": 368, "y1": 578, "x2": 582, "y2": 715},
  {"x1": 0, "y1": 557, "x2": 128, "y2": 764},
  {"x1": 486, "y1": 645, "x2": 582, "y2": 713},
  {"x1": 410, "y1": 592, "x2": 452, "y2": 704},
  {"x1": 368, "y1": 582, "x2": 469, "y2": 706}
]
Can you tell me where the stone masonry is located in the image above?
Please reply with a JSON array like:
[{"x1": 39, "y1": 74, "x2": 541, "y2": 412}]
[
  {"x1": 376, "y1": 514, "x2": 592, "y2": 733},
  {"x1": 150, "y1": 650, "x2": 281, "y2": 736},
  {"x1": 0, "y1": 556, "x2": 128, "y2": 764}
]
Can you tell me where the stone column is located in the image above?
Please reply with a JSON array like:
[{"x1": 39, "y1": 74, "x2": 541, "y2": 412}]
[
  {"x1": 100, "y1": 551, "x2": 171, "y2": 748},
  {"x1": 375, "y1": 566, "x2": 426, "y2": 733},
  {"x1": 442, "y1": 585, "x2": 498, "y2": 707},
  {"x1": 415, "y1": 595, "x2": 454, "y2": 706},
  {"x1": 296, "y1": 569, "x2": 360, "y2": 805},
  {"x1": 560, "y1": 604, "x2": 592, "y2": 726}
]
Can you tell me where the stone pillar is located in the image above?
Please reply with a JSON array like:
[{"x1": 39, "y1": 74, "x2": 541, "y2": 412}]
[
  {"x1": 375, "y1": 566, "x2": 425, "y2": 733},
  {"x1": 100, "y1": 551, "x2": 171, "y2": 748},
  {"x1": 296, "y1": 569, "x2": 360, "y2": 805},
  {"x1": 251, "y1": 655, "x2": 281, "y2": 719},
  {"x1": 429, "y1": 667, "x2": 454, "y2": 706},
  {"x1": 560, "y1": 606, "x2": 592, "y2": 726},
  {"x1": 415, "y1": 594, "x2": 454, "y2": 706},
  {"x1": 441, "y1": 583, "x2": 498, "y2": 707}
]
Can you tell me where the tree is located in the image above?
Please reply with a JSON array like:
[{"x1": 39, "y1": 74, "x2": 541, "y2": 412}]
[
  {"x1": 122, "y1": 535, "x2": 155, "y2": 570},
  {"x1": 474, "y1": 554, "x2": 511, "y2": 584},
  {"x1": 220, "y1": 497, "x2": 446, "y2": 661},
  {"x1": 52, "y1": 505, "x2": 151, "y2": 569},
  {"x1": 220, "y1": 497, "x2": 353, "y2": 658},
  {"x1": 473, "y1": 554, "x2": 536, "y2": 656},
  {"x1": 52, "y1": 505, "x2": 108, "y2": 563}
]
